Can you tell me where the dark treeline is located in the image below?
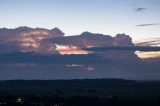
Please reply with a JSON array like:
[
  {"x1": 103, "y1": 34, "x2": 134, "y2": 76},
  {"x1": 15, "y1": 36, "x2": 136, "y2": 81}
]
[
  {"x1": 1, "y1": 94, "x2": 159, "y2": 106},
  {"x1": 1, "y1": 79, "x2": 160, "y2": 106},
  {"x1": 0, "y1": 79, "x2": 135, "y2": 89},
  {"x1": 1, "y1": 79, "x2": 160, "y2": 89}
]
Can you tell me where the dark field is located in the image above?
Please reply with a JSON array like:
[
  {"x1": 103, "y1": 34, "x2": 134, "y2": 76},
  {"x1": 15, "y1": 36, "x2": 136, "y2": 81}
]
[{"x1": 0, "y1": 79, "x2": 160, "y2": 106}]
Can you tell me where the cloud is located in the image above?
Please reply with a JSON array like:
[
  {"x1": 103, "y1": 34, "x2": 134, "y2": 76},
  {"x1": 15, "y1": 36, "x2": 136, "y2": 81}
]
[
  {"x1": 135, "y1": 38, "x2": 160, "y2": 47},
  {"x1": 134, "y1": 38, "x2": 160, "y2": 59},
  {"x1": 135, "y1": 51, "x2": 160, "y2": 59},
  {"x1": 50, "y1": 33, "x2": 134, "y2": 48},
  {"x1": 0, "y1": 52, "x2": 160, "y2": 80},
  {"x1": 0, "y1": 27, "x2": 160, "y2": 80},
  {"x1": 0, "y1": 27, "x2": 140, "y2": 60},
  {"x1": 45, "y1": 32, "x2": 137, "y2": 60},
  {"x1": 0, "y1": 27, "x2": 135, "y2": 54},
  {"x1": 55, "y1": 44, "x2": 89, "y2": 55},
  {"x1": 136, "y1": 23, "x2": 160, "y2": 27},
  {"x1": 83, "y1": 46, "x2": 160, "y2": 52},
  {"x1": 0, "y1": 27, "x2": 64, "y2": 54},
  {"x1": 134, "y1": 8, "x2": 147, "y2": 12},
  {"x1": 82, "y1": 46, "x2": 160, "y2": 60},
  {"x1": 131, "y1": 1, "x2": 147, "y2": 12}
]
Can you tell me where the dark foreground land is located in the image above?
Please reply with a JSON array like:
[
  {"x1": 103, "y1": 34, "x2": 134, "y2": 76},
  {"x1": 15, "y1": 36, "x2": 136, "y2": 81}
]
[{"x1": 0, "y1": 79, "x2": 160, "y2": 106}]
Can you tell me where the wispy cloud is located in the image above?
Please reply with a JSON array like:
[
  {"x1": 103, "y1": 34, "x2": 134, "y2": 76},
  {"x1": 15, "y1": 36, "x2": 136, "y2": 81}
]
[
  {"x1": 134, "y1": 8, "x2": 147, "y2": 12},
  {"x1": 136, "y1": 23, "x2": 160, "y2": 27},
  {"x1": 131, "y1": 1, "x2": 147, "y2": 12}
]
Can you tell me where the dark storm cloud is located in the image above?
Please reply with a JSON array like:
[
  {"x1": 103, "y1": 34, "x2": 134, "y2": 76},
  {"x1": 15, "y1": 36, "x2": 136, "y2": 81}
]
[
  {"x1": 0, "y1": 52, "x2": 160, "y2": 80},
  {"x1": 0, "y1": 27, "x2": 140, "y2": 63},
  {"x1": 0, "y1": 27, "x2": 142, "y2": 62},
  {"x1": 0, "y1": 52, "x2": 104, "y2": 64},
  {"x1": 83, "y1": 46, "x2": 160, "y2": 52},
  {"x1": 0, "y1": 27, "x2": 160, "y2": 80},
  {"x1": 48, "y1": 32, "x2": 134, "y2": 48}
]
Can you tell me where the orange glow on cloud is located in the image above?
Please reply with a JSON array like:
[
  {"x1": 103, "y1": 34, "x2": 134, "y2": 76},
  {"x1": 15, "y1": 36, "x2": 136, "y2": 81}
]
[
  {"x1": 55, "y1": 44, "x2": 89, "y2": 55},
  {"x1": 19, "y1": 31, "x2": 51, "y2": 52},
  {"x1": 20, "y1": 37, "x2": 40, "y2": 51},
  {"x1": 135, "y1": 51, "x2": 160, "y2": 59}
]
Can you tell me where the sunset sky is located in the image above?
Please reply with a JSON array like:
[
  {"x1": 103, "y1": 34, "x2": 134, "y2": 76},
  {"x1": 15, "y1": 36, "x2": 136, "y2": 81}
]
[{"x1": 0, "y1": 0, "x2": 160, "y2": 41}]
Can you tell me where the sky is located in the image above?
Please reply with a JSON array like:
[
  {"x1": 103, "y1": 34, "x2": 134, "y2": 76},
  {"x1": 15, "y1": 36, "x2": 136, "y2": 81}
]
[{"x1": 0, "y1": 0, "x2": 160, "y2": 41}]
